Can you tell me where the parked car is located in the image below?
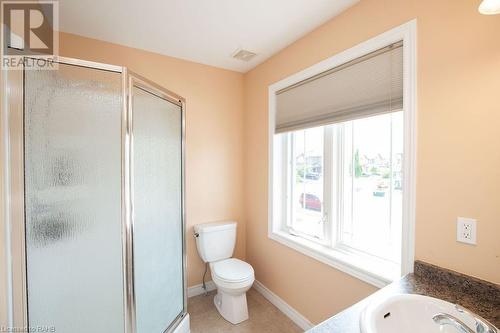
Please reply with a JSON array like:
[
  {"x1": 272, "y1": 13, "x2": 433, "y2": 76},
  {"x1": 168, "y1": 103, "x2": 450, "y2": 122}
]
[
  {"x1": 305, "y1": 172, "x2": 320, "y2": 180},
  {"x1": 299, "y1": 193, "x2": 322, "y2": 211},
  {"x1": 373, "y1": 180, "x2": 388, "y2": 197}
]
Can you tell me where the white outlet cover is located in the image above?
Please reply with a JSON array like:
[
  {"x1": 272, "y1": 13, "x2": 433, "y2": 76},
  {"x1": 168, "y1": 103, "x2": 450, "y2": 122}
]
[{"x1": 456, "y1": 217, "x2": 477, "y2": 245}]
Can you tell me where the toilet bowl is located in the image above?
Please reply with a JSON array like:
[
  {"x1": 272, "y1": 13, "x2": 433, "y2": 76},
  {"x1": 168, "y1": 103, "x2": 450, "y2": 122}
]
[
  {"x1": 210, "y1": 258, "x2": 254, "y2": 324},
  {"x1": 194, "y1": 221, "x2": 255, "y2": 324}
]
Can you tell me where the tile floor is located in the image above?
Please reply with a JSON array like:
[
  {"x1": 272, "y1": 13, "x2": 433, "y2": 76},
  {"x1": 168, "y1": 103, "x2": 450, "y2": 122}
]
[{"x1": 188, "y1": 288, "x2": 303, "y2": 333}]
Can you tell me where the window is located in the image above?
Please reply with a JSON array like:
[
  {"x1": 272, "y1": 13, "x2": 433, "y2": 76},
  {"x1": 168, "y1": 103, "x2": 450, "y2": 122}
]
[
  {"x1": 340, "y1": 113, "x2": 403, "y2": 264},
  {"x1": 289, "y1": 126, "x2": 325, "y2": 239},
  {"x1": 278, "y1": 112, "x2": 403, "y2": 282},
  {"x1": 269, "y1": 21, "x2": 416, "y2": 287}
]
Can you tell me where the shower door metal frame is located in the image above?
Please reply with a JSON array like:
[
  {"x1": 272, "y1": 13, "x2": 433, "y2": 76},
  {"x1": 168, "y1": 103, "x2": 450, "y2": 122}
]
[
  {"x1": 0, "y1": 56, "x2": 187, "y2": 333},
  {"x1": 127, "y1": 70, "x2": 187, "y2": 333},
  {"x1": 1, "y1": 56, "x2": 28, "y2": 329}
]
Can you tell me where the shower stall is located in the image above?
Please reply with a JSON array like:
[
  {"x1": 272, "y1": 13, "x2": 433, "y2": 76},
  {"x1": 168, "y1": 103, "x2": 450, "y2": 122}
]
[{"x1": 0, "y1": 57, "x2": 188, "y2": 333}]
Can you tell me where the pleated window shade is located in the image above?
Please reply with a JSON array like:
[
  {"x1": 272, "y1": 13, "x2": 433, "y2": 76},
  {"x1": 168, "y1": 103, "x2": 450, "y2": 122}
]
[{"x1": 275, "y1": 42, "x2": 403, "y2": 133}]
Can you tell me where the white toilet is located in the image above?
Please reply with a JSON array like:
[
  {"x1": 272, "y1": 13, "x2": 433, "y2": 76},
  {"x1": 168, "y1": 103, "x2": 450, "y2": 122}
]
[{"x1": 194, "y1": 221, "x2": 254, "y2": 324}]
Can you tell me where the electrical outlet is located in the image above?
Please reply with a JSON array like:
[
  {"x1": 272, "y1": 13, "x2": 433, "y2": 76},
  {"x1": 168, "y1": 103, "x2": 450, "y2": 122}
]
[{"x1": 456, "y1": 217, "x2": 477, "y2": 245}]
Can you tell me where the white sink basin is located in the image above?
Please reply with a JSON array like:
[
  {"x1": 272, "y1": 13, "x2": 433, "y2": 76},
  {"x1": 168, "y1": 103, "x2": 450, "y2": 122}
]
[{"x1": 360, "y1": 294, "x2": 497, "y2": 333}]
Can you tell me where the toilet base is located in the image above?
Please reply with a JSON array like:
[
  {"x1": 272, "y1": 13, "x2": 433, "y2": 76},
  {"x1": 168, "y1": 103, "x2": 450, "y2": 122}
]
[{"x1": 213, "y1": 290, "x2": 249, "y2": 324}]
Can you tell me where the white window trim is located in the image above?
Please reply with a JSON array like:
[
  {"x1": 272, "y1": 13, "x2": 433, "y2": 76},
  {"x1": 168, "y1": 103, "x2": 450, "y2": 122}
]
[{"x1": 268, "y1": 20, "x2": 417, "y2": 289}]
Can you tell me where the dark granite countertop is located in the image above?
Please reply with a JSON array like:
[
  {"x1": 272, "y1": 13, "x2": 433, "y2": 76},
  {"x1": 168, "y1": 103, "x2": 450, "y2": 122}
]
[{"x1": 308, "y1": 261, "x2": 500, "y2": 332}]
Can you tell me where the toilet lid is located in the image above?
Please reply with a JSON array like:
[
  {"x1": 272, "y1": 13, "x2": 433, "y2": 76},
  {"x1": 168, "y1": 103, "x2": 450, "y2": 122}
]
[{"x1": 212, "y1": 258, "x2": 254, "y2": 283}]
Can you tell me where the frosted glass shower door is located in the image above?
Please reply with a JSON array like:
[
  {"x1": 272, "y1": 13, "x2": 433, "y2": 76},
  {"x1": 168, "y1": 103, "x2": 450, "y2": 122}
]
[
  {"x1": 132, "y1": 86, "x2": 184, "y2": 333},
  {"x1": 23, "y1": 63, "x2": 125, "y2": 332}
]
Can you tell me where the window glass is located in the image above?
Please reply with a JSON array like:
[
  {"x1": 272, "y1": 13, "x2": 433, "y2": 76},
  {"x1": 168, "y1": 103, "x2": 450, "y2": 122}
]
[
  {"x1": 290, "y1": 127, "x2": 324, "y2": 238},
  {"x1": 340, "y1": 112, "x2": 403, "y2": 263},
  {"x1": 279, "y1": 111, "x2": 404, "y2": 272}
]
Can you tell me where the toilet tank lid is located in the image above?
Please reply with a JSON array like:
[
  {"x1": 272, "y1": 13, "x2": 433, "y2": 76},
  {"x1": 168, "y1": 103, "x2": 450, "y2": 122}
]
[{"x1": 194, "y1": 221, "x2": 236, "y2": 234}]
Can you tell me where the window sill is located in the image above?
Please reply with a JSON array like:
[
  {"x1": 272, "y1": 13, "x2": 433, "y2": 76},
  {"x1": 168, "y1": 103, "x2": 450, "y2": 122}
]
[{"x1": 268, "y1": 230, "x2": 399, "y2": 288}]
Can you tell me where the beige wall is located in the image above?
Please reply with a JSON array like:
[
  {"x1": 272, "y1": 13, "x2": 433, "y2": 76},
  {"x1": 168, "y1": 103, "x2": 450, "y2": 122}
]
[
  {"x1": 243, "y1": 0, "x2": 500, "y2": 324},
  {"x1": 58, "y1": 32, "x2": 245, "y2": 287}
]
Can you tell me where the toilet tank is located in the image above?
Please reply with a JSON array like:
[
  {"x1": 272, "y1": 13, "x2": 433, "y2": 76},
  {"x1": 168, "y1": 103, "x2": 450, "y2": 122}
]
[{"x1": 194, "y1": 221, "x2": 237, "y2": 263}]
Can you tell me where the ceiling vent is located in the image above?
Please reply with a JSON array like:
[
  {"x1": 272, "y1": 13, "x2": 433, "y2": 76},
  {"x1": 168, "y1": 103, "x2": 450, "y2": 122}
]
[{"x1": 232, "y1": 49, "x2": 257, "y2": 62}]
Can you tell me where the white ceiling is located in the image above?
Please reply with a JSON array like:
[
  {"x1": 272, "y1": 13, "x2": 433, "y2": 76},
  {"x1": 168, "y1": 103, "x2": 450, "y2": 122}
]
[{"x1": 59, "y1": 0, "x2": 358, "y2": 72}]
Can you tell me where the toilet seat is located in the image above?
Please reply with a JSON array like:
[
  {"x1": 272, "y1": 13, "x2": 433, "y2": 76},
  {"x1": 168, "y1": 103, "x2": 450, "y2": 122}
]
[{"x1": 211, "y1": 258, "x2": 254, "y2": 283}]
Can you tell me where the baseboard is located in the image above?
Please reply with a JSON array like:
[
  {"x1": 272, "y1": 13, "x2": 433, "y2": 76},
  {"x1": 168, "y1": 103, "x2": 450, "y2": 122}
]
[
  {"x1": 188, "y1": 279, "x2": 314, "y2": 331},
  {"x1": 187, "y1": 280, "x2": 216, "y2": 298},
  {"x1": 253, "y1": 280, "x2": 313, "y2": 331}
]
